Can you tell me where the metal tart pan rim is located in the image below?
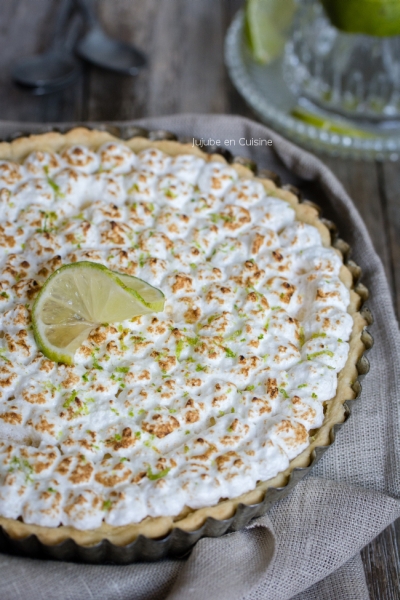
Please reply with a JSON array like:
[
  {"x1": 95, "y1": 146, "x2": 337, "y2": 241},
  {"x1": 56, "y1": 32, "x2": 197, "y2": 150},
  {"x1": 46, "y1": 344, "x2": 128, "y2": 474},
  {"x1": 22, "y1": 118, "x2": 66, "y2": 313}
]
[{"x1": 0, "y1": 124, "x2": 373, "y2": 564}]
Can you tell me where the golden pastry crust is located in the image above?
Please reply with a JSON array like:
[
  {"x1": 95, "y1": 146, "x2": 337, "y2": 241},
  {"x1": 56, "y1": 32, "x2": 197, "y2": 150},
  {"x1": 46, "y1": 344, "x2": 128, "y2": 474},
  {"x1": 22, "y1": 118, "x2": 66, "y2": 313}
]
[{"x1": 0, "y1": 129, "x2": 367, "y2": 546}]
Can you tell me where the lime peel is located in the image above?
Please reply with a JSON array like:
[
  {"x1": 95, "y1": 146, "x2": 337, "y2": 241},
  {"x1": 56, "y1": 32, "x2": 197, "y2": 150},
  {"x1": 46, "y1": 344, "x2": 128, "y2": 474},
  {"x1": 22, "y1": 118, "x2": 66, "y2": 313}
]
[{"x1": 290, "y1": 106, "x2": 376, "y2": 139}]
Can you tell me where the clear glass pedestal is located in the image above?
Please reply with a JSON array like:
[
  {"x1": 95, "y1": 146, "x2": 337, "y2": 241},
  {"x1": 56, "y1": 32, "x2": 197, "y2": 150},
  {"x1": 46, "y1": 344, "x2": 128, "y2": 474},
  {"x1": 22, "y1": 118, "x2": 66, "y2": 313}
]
[{"x1": 284, "y1": 0, "x2": 400, "y2": 121}]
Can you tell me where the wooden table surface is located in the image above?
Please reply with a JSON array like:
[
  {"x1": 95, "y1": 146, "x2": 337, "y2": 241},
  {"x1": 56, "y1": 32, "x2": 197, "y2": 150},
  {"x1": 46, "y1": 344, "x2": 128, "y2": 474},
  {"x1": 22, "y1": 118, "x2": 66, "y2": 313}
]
[{"x1": 1, "y1": 0, "x2": 399, "y2": 597}]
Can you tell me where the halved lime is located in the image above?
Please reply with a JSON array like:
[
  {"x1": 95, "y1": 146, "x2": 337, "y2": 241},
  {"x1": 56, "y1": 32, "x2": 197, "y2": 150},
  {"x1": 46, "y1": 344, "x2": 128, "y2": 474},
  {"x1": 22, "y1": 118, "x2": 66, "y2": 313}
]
[
  {"x1": 321, "y1": 0, "x2": 400, "y2": 36},
  {"x1": 245, "y1": 0, "x2": 296, "y2": 64},
  {"x1": 32, "y1": 261, "x2": 165, "y2": 365}
]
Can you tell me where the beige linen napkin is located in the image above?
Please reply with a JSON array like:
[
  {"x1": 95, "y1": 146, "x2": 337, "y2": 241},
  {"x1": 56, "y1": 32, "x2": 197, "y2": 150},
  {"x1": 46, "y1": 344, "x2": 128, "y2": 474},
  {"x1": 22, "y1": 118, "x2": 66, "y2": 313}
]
[{"x1": 0, "y1": 115, "x2": 398, "y2": 600}]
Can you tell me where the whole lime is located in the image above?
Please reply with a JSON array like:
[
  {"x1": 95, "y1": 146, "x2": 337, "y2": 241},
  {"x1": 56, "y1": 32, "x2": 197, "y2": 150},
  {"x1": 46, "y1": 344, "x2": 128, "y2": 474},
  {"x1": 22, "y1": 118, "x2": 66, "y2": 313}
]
[{"x1": 321, "y1": 0, "x2": 400, "y2": 36}]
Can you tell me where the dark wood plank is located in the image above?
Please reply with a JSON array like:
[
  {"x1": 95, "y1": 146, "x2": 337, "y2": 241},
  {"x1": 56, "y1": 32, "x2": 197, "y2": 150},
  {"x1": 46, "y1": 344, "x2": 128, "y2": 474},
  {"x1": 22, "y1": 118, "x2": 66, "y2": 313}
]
[
  {"x1": 362, "y1": 522, "x2": 400, "y2": 600},
  {"x1": 364, "y1": 159, "x2": 400, "y2": 599},
  {"x1": 86, "y1": 0, "x2": 158, "y2": 121},
  {"x1": 88, "y1": 0, "x2": 246, "y2": 121},
  {"x1": 379, "y1": 162, "x2": 400, "y2": 318},
  {"x1": 170, "y1": 0, "x2": 227, "y2": 114}
]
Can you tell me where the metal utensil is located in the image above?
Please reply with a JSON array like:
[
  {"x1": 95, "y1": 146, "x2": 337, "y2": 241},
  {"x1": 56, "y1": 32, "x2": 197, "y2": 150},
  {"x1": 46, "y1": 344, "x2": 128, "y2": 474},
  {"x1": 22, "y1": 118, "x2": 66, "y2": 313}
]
[
  {"x1": 18, "y1": 15, "x2": 83, "y2": 96},
  {"x1": 76, "y1": 0, "x2": 146, "y2": 75},
  {"x1": 11, "y1": 0, "x2": 81, "y2": 94}
]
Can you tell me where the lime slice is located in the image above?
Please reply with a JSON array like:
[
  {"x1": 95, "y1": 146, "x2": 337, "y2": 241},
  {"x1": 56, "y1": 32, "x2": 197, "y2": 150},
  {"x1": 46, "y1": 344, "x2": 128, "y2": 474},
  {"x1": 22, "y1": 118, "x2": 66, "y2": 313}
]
[
  {"x1": 32, "y1": 261, "x2": 165, "y2": 365},
  {"x1": 321, "y1": 0, "x2": 400, "y2": 36},
  {"x1": 245, "y1": 0, "x2": 296, "y2": 64},
  {"x1": 290, "y1": 106, "x2": 376, "y2": 138}
]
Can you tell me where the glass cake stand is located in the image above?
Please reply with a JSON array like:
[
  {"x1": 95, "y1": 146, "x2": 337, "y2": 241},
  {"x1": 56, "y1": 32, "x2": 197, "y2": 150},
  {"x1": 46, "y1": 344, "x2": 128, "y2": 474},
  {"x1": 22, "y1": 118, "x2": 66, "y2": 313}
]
[{"x1": 225, "y1": 10, "x2": 400, "y2": 161}]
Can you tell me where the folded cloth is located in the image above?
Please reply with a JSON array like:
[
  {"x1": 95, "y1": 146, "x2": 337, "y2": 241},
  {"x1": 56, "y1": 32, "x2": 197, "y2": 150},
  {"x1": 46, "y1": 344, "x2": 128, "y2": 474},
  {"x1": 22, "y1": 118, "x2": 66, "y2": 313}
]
[{"x1": 0, "y1": 114, "x2": 398, "y2": 600}]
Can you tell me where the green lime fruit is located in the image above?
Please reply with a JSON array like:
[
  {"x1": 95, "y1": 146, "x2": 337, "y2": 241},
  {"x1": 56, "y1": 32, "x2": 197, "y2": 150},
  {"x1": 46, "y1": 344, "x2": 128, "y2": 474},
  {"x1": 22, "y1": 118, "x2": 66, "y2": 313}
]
[
  {"x1": 245, "y1": 0, "x2": 296, "y2": 64},
  {"x1": 32, "y1": 261, "x2": 165, "y2": 365},
  {"x1": 321, "y1": 0, "x2": 400, "y2": 36}
]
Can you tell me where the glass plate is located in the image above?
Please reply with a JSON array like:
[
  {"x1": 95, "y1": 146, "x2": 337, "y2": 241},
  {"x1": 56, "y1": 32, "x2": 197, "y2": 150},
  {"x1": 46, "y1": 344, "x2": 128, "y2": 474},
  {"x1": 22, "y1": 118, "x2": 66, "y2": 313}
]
[{"x1": 225, "y1": 10, "x2": 400, "y2": 161}]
